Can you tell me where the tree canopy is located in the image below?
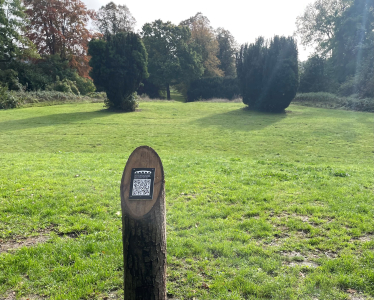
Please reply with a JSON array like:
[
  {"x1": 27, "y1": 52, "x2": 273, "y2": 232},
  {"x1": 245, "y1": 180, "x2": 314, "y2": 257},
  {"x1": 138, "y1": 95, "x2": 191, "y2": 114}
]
[
  {"x1": 95, "y1": 2, "x2": 136, "y2": 38},
  {"x1": 0, "y1": 0, "x2": 37, "y2": 63},
  {"x1": 216, "y1": 27, "x2": 237, "y2": 77},
  {"x1": 296, "y1": 0, "x2": 353, "y2": 54},
  {"x1": 141, "y1": 20, "x2": 203, "y2": 100},
  {"x1": 24, "y1": 0, "x2": 95, "y2": 77},
  {"x1": 180, "y1": 13, "x2": 223, "y2": 77},
  {"x1": 297, "y1": 0, "x2": 374, "y2": 97}
]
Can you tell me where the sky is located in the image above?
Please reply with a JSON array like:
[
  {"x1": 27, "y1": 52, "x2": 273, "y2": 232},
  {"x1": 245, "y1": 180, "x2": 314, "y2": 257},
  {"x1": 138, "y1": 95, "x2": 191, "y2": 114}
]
[{"x1": 82, "y1": 0, "x2": 316, "y2": 61}]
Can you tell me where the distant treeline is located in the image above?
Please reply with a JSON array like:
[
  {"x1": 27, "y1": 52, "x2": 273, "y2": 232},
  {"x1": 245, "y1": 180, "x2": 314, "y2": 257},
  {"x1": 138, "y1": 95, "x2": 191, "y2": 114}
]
[{"x1": 1, "y1": 0, "x2": 373, "y2": 112}]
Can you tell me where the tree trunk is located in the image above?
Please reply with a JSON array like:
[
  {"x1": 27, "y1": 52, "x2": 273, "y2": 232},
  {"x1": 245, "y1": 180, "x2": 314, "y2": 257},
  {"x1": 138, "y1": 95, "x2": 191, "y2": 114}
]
[
  {"x1": 166, "y1": 83, "x2": 170, "y2": 100},
  {"x1": 122, "y1": 186, "x2": 166, "y2": 300}
]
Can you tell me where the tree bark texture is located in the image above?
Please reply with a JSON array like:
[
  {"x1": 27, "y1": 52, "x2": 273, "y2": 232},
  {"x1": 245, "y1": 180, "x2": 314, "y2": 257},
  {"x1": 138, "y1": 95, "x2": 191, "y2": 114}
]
[{"x1": 122, "y1": 187, "x2": 166, "y2": 300}]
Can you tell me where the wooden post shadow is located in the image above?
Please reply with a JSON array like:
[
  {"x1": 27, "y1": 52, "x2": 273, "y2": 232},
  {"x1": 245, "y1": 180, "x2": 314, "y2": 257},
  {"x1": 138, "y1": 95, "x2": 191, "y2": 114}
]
[{"x1": 120, "y1": 146, "x2": 166, "y2": 300}]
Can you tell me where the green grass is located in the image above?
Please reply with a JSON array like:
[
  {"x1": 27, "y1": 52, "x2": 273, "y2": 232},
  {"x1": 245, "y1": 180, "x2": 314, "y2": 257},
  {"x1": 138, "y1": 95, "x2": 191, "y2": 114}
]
[
  {"x1": 170, "y1": 89, "x2": 186, "y2": 102},
  {"x1": 0, "y1": 101, "x2": 373, "y2": 299}
]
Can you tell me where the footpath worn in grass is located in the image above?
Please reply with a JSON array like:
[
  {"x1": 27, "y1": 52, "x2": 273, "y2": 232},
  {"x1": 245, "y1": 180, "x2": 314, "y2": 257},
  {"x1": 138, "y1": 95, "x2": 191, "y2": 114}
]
[{"x1": 0, "y1": 101, "x2": 373, "y2": 300}]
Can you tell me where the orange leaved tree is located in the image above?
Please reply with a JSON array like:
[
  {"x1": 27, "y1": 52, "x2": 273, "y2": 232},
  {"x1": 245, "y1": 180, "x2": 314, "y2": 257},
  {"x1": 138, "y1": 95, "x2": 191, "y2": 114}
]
[{"x1": 24, "y1": 0, "x2": 95, "y2": 77}]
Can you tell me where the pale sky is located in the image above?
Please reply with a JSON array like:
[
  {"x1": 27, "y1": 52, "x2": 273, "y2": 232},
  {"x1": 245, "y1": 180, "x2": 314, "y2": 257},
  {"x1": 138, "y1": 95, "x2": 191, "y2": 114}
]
[{"x1": 82, "y1": 0, "x2": 316, "y2": 61}]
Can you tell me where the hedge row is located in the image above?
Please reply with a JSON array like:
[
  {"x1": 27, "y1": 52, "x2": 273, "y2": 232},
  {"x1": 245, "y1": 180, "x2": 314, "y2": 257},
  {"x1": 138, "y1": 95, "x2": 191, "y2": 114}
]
[
  {"x1": 186, "y1": 77, "x2": 240, "y2": 102},
  {"x1": 294, "y1": 92, "x2": 374, "y2": 112},
  {"x1": 0, "y1": 90, "x2": 107, "y2": 109}
]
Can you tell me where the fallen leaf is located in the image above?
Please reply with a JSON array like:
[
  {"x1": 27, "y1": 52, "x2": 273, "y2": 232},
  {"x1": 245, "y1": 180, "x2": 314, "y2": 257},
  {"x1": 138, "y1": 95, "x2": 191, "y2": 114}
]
[{"x1": 202, "y1": 282, "x2": 209, "y2": 289}]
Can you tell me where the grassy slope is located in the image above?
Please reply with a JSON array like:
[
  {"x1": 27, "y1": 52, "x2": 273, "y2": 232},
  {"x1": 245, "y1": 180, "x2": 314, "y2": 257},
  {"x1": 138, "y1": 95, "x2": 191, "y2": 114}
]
[{"x1": 0, "y1": 101, "x2": 373, "y2": 300}]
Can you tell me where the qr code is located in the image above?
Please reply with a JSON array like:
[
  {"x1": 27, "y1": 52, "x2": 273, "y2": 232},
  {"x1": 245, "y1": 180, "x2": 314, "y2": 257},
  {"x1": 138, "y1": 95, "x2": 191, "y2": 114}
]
[{"x1": 132, "y1": 179, "x2": 151, "y2": 196}]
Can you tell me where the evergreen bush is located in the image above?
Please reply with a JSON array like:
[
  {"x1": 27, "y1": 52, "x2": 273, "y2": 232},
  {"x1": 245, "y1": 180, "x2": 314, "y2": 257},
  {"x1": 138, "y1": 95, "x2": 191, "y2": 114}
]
[
  {"x1": 237, "y1": 36, "x2": 299, "y2": 112},
  {"x1": 88, "y1": 32, "x2": 148, "y2": 111}
]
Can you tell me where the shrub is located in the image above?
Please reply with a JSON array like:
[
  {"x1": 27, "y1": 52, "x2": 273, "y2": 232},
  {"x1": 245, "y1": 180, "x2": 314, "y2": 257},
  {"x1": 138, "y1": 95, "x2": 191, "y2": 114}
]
[
  {"x1": 294, "y1": 92, "x2": 374, "y2": 112},
  {"x1": 186, "y1": 77, "x2": 240, "y2": 102},
  {"x1": 46, "y1": 77, "x2": 80, "y2": 95},
  {"x1": 6, "y1": 55, "x2": 97, "y2": 94},
  {"x1": 86, "y1": 92, "x2": 108, "y2": 99},
  {"x1": 236, "y1": 36, "x2": 299, "y2": 112},
  {"x1": 0, "y1": 86, "x2": 20, "y2": 109},
  {"x1": 73, "y1": 75, "x2": 96, "y2": 95}
]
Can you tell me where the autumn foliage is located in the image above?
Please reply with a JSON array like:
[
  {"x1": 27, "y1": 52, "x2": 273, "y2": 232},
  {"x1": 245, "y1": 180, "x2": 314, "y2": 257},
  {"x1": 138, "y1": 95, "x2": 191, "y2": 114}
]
[{"x1": 24, "y1": 0, "x2": 95, "y2": 78}]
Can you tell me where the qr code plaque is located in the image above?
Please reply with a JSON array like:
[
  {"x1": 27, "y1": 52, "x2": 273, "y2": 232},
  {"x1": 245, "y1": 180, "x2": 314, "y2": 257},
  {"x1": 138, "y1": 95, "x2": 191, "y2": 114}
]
[
  {"x1": 129, "y1": 168, "x2": 155, "y2": 200},
  {"x1": 132, "y1": 179, "x2": 151, "y2": 196}
]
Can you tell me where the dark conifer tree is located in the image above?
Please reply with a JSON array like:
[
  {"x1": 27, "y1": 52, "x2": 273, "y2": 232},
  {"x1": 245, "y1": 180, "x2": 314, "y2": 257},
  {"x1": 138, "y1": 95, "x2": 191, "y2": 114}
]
[
  {"x1": 88, "y1": 32, "x2": 148, "y2": 111},
  {"x1": 236, "y1": 36, "x2": 298, "y2": 112}
]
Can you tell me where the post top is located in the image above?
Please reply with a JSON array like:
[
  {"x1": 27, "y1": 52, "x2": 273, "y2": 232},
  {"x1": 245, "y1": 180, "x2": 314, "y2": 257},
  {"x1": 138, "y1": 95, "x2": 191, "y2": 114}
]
[{"x1": 120, "y1": 146, "x2": 164, "y2": 219}]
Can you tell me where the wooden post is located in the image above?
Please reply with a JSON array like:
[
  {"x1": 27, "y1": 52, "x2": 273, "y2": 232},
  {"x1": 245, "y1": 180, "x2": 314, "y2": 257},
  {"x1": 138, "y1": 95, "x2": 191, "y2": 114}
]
[{"x1": 120, "y1": 146, "x2": 166, "y2": 300}]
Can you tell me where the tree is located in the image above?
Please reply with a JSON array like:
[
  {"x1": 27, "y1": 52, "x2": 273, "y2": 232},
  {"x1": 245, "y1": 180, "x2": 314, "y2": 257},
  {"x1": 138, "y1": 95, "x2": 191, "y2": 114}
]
[
  {"x1": 296, "y1": 0, "x2": 352, "y2": 54},
  {"x1": 24, "y1": 0, "x2": 95, "y2": 77},
  {"x1": 95, "y1": 2, "x2": 136, "y2": 38},
  {"x1": 0, "y1": 0, "x2": 37, "y2": 63},
  {"x1": 216, "y1": 27, "x2": 237, "y2": 77},
  {"x1": 180, "y1": 13, "x2": 223, "y2": 77},
  {"x1": 299, "y1": 54, "x2": 327, "y2": 93},
  {"x1": 296, "y1": 0, "x2": 374, "y2": 98},
  {"x1": 141, "y1": 20, "x2": 203, "y2": 100},
  {"x1": 237, "y1": 36, "x2": 299, "y2": 112},
  {"x1": 236, "y1": 37, "x2": 266, "y2": 109},
  {"x1": 332, "y1": 0, "x2": 374, "y2": 82},
  {"x1": 88, "y1": 32, "x2": 148, "y2": 111}
]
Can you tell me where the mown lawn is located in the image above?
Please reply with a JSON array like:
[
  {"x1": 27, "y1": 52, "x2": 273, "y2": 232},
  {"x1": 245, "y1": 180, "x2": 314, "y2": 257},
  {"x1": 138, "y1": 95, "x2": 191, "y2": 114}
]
[{"x1": 0, "y1": 101, "x2": 373, "y2": 300}]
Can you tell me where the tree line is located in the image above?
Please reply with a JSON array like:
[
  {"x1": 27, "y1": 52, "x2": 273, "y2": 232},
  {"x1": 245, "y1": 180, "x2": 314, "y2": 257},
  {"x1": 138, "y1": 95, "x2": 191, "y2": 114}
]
[
  {"x1": 0, "y1": 1, "x2": 236, "y2": 100},
  {"x1": 1, "y1": 0, "x2": 372, "y2": 112}
]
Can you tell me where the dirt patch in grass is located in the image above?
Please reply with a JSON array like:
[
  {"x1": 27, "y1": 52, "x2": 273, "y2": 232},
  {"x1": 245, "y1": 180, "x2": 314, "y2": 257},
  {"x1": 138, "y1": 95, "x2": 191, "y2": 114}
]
[
  {"x1": 180, "y1": 193, "x2": 197, "y2": 199},
  {"x1": 348, "y1": 291, "x2": 373, "y2": 300},
  {"x1": 356, "y1": 234, "x2": 374, "y2": 242},
  {"x1": 280, "y1": 251, "x2": 320, "y2": 268},
  {"x1": 0, "y1": 291, "x2": 16, "y2": 300},
  {"x1": 0, "y1": 235, "x2": 50, "y2": 254},
  {"x1": 0, "y1": 292, "x2": 45, "y2": 300},
  {"x1": 0, "y1": 229, "x2": 86, "y2": 254},
  {"x1": 98, "y1": 290, "x2": 123, "y2": 300}
]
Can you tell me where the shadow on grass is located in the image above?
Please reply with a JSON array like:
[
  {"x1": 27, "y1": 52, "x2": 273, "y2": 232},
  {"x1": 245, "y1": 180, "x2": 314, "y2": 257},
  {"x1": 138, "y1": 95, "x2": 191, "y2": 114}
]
[
  {"x1": 192, "y1": 107, "x2": 287, "y2": 131},
  {"x1": 0, "y1": 109, "x2": 120, "y2": 133}
]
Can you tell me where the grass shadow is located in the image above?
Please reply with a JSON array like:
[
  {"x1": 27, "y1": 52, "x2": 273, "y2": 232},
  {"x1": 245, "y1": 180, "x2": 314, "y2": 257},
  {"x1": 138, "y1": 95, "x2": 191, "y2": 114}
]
[
  {"x1": 192, "y1": 107, "x2": 288, "y2": 131},
  {"x1": 0, "y1": 109, "x2": 118, "y2": 133}
]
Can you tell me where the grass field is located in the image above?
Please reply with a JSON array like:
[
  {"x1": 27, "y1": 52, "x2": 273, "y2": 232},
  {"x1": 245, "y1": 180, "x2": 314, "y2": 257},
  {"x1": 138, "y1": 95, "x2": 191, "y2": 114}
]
[{"x1": 0, "y1": 100, "x2": 373, "y2": 300}]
